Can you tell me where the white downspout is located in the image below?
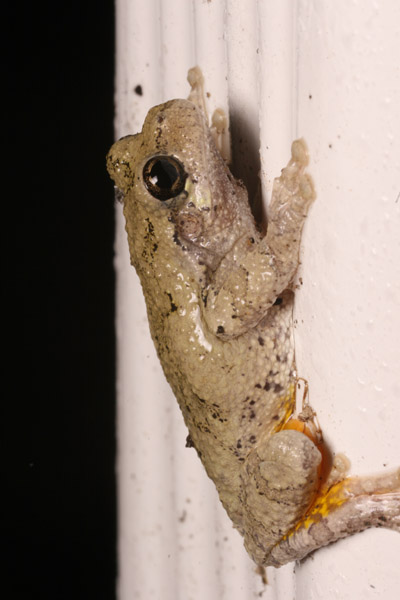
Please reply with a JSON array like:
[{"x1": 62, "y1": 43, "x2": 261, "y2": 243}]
[{"x1": 113, "y1": 1, "x2": 400, "y2": 598}]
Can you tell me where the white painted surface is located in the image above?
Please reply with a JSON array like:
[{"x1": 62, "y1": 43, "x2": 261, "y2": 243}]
[{"x1": 113, "y1": 1, "x2": 400, "y2": 598}]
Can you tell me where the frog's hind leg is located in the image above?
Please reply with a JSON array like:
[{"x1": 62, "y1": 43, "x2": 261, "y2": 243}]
[
  {"x1": 240, "y1": 428, "x2": 324, "y2": 566},
  {"x1": 265, "y1": 465, "x2": 400, "y2": 567},
  {"x1": 240, "y1": 397, "x2": 400, "y2": 568}
]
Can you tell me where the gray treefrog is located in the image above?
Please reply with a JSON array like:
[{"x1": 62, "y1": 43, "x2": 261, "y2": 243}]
[{"x1": 107, "y1": 67, "x2": 400, "y2": 567}]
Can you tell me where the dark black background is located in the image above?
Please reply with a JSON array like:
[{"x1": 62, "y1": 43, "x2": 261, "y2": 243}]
[{"x1": 5, "y1": 3, "x2": 117, "y2": 598}]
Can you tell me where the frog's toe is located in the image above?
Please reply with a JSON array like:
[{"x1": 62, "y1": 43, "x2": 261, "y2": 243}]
[{"x1": 291, "y1": 138, "x2": 309, "y2": 166}]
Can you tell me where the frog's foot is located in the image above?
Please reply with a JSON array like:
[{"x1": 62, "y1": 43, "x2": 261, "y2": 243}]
[
  {"x1": 265, "y1": 468, "x2": 400, "y2": 567},
  {"x1": 268, "y1": 139, "x2": 316, "y2": 235},
  {"x1": 187, "y1": 66, "x2": 208, "y2": 120},
  {"x1": 187, "y1": 66, "x2": 231, "y2": 163},
  {"x1": 264, "y1": 139, "x2": 315, "y2": 271}
]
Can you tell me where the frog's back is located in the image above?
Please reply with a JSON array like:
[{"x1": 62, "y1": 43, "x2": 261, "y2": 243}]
[{"x1": 147, "y1": 285, "x2": 296, "y2": 497}]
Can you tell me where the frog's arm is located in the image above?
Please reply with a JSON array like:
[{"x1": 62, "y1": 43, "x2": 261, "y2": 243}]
[{"x1": 203, "y1": 139, "x2": 315, "y2": 338}]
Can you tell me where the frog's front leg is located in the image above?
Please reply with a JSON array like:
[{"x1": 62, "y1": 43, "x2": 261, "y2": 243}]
[{"x1": 203, "y1": 139, "x2": 315, "y2": 338}]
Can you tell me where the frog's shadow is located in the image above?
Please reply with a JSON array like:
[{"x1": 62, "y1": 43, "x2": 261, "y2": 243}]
[{"x1": 229, "y1": 109, "x2": 265, "y2": 229}]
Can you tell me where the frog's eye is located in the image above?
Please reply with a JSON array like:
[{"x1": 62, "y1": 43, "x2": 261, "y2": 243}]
[{"x1": 143, "y1": 156, "x2": 187, "y2": 200}]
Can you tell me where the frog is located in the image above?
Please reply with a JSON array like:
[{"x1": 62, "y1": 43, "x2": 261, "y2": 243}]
[{"x1": 107, "y1": 67, "x2": 400, "y2": 567}]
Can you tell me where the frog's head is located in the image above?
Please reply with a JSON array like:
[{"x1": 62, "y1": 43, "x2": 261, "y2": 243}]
[{"x1": 107, "y1": 99, "x2": 253, "y2": 270}]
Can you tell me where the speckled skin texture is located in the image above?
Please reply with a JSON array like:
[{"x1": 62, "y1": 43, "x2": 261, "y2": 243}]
[{"x1": 107, "y1": 70, "x2": 400, "y2": 567}]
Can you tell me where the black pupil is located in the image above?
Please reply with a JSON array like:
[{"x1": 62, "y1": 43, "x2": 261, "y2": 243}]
[
  {"x1": 143, "y1": 156, "x2": 187, "y2": 200},
  {"x1": 150, "y1": 159, "x2": 178, "y2": 190}
]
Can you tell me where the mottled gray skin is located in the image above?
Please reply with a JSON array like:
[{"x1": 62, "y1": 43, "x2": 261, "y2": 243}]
[{"x1": 107, "y1": 73, "x2": 400, "y2": 567}]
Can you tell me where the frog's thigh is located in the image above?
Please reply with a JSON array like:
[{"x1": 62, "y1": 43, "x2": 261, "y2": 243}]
[{"x1": 241, "y1": 430, "x2": 322, "y2": 565}]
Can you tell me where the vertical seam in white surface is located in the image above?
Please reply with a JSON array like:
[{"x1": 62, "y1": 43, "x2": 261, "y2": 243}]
[{"x1": 291, "y1": 1, "x2": 297, "y2": 141}]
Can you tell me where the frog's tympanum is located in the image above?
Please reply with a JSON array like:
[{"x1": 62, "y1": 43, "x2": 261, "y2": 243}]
[{"x1": 107, "y1": 67, "x2": 400, "y2": 567}]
